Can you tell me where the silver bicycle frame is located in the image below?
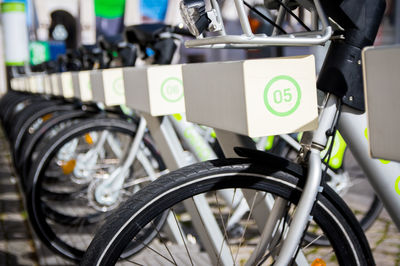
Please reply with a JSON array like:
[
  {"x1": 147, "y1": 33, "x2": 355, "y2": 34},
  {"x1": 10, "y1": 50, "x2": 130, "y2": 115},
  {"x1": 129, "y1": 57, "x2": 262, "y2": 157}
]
[{"x1": 339, "y1": 106, "x2": 400, "y2": 229}]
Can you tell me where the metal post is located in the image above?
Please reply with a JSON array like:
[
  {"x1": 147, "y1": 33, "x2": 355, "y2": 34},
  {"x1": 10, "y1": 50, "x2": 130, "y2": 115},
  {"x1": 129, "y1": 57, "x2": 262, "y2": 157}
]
[{"x1": 396, "y1": 0, "x2": 400, "y2": 43}]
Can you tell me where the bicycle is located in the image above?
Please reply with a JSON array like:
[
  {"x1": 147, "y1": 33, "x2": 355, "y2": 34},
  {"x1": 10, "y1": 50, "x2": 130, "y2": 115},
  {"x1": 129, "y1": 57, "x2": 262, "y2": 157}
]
[{"x1": 80, "y1": 0, "x2": 398, "y2": 265}]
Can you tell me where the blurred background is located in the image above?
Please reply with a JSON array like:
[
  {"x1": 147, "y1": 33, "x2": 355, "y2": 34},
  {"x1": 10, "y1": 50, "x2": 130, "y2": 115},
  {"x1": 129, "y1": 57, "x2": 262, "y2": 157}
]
[
  {"x1": 0, "y1": 0, "x2": 398, "y2": 96},
  {"x1": 0, "y1": 1, "x2": 398, "y2": 265}
]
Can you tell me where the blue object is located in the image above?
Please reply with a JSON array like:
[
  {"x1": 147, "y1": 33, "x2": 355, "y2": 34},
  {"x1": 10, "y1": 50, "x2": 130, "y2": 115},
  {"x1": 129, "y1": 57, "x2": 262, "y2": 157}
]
[
  {"x1": 146, "y1": 48, "x2": 155, "y2": 57},
  {"x1": 48, "y1": 41, "x2": 66, "y2": 61},
  {"x1": 140, "y1": 0, "x2": 168, "y2": 21}
]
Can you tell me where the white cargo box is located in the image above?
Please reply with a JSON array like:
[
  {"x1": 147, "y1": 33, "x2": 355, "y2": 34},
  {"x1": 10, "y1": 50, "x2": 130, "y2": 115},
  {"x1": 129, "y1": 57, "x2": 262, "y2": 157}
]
[
  {"x1": 183, "y1": 55, "x2": 318, "y2": 137},
  {"x1": 19, "y1": 77, "x2": 26, "y2": 91},
  {"x1": 90, "y1": 70, "x2": 105, "y2": 102},
  {"x1": 24, "y1": 77, "x2": 30, "y2": 92},
  {"x1": 16, "y1": 77, "x2": 26, "y2": 91},
  {"x1": 36, "y1": 75, "x2": 45, "y2": 93},
  {"x1": 102, "y1": 68, "x2": 125, "y2": 106},
  {"x1": 363, "y1": 45, "x2": 400, "y2": 162},
  {"x1": 60, "y1": 72, "x2": 80, "y2": 98},
  {"x1": 24, "y1": 77, "x2": 29, "y2": 92},
  {"x1": 51, "y1": 74, "x2": 62, "y2": 96},
  {"x1": 61, "y1": 72, "x2": 74, "y2": 98},
  {"x1": 78, "y1": 71, "x2": 93, "y2": 101},
  {"x1": 44, "y1": 75, "x2": 52, "y2": 95},
  {"x1": 10, "y1": 78, "x2": 22, "y2": 91},
  {"x1": 29, "y1": 76, "x2": 37, "y2": 93},
  {"x1": 71, "y1": 72, "x2": 81, "y2": 98},
  {"x1": 124, "y1": 65, "x2": 185, "y2": 116},
  {"x1": 10, "y1": 78, "x2": 16, "y2": 90}
]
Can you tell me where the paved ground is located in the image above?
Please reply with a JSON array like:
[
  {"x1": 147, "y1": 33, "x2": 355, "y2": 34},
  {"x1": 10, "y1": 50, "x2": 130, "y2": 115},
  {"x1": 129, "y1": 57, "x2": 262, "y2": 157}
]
[{"x1": 0, "y1": 130, "x2": 38, "y2": 266}]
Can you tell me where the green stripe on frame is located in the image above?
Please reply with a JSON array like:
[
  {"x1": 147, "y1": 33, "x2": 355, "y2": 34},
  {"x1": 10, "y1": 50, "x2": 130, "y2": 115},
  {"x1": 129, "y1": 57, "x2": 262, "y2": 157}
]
[
  {"x1": 1, "y1": 2, "x2": 25, "y2": 13},
  {"x1": 6, "y1": 61, "x2": 25, "y2": 66}
]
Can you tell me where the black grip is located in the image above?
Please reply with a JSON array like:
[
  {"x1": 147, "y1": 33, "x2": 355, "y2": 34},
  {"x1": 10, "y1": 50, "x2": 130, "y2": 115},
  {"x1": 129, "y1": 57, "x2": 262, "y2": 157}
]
[
  {"x1": 153, "y1": 39, "x2": 177, "y2": 65},
  {"x1": 170, "y1": 26, "x2": 193, "y2": 37}
]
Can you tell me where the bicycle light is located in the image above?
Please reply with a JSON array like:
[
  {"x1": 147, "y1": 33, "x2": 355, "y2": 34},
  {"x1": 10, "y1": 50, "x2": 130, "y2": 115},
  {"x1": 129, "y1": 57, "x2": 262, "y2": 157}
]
[{"x1": 179, "y1": 0, "x2": 210, "y2": 36}]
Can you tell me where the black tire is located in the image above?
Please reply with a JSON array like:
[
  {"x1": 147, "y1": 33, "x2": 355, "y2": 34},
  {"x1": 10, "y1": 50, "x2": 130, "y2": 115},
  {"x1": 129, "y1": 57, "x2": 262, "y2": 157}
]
[
  {"x1": 81, "y1": 158, "x2": 374, "y2": 266},
  {"x1": 5, "y1": 95, "x2": 50, "y2": 130},
  {"x1": 272, "y1": 136, "x2": 383, "y2": 246},
  {"x1": 0, "y1": 91, "x2": 27, "y2": 121},
  {"x1": 17, "y1": 109, "x2": 97, "y2": 184},
  {"x1": 26, "y1": 117, "x2": 167, "y2": 262},
  {"x1": 12, "y1": 103, "x2": 76, "y2": 170},
  {"x1": 303, "y1": 195, "x2": 383, "y2": 247},
  {"x1": 3, "y1": 95, "x2": 42, "y2": 134}
]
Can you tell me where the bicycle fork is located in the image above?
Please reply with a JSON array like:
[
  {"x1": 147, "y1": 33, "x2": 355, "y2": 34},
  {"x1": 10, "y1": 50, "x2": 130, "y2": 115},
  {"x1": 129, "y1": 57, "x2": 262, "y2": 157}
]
[
  {"x1": 270, "y1": 94, "x2": 339, "y2": 265},
  {"x1": 92, "y1": 117, "x2": 148, "y2": 205}
]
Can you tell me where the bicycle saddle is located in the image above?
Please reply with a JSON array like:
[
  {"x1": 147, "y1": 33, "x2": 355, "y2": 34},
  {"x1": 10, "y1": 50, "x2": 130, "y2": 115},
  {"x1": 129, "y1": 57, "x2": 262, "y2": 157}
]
[{"x1": 125, "y1": 23, "x2": 169, "y2": 46}]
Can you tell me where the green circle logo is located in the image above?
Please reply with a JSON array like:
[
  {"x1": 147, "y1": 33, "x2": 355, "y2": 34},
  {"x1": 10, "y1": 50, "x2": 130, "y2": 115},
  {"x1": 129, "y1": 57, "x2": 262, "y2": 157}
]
[
  {"x1": 161, "y1": 77, "x2": 184, "y2": 103},
  {"x1": 263, "y1": 75, "x2": 302, "y2": 117},
  {"x1": 113, "y1": 77, "x2": 124, "y2": 96},
  {"x1": 395, "y1": 176, "x2": 400, "y2": 196}
]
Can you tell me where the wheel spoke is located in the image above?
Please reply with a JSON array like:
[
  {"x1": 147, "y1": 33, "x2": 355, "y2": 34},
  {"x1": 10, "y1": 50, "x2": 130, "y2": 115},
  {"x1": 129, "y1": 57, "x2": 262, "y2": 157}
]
[
  {"x1": 234, "y1": 191, "x2": 259, "y2": 264},
  {"x1": 214, "y1": 191, "x2": 235, "y2": 265},
  {"x1": 302, "y1": 234, "x2": 324, "y2": 251},
  {"x1": 123, "y1": 258, "x2": 145, "y2": 266},
  {"x1": 171, "y1": 208, "x2": 194, "y2": 266},
  {"x1": 144, "y1": 217, "x2": 178, "y2": 265},
  {"x1": 132, "y1": 238, "x2": 177, "y2": 265}
]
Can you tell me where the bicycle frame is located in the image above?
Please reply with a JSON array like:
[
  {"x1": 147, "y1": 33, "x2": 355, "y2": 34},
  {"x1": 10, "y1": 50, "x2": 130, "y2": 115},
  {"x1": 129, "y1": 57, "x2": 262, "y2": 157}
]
[{"x1": 339, "y1": 106, "x2": 400, "y2": 228}]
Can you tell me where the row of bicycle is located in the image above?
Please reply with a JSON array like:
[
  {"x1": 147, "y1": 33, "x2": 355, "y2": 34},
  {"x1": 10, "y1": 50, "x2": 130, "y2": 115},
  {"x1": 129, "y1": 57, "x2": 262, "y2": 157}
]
[
  {"x1": 2, "y1": 24, "x2": 385, "y2": 266},
  {"x1": 1, "y1": 87, "x2": 383, "y2": 265}
]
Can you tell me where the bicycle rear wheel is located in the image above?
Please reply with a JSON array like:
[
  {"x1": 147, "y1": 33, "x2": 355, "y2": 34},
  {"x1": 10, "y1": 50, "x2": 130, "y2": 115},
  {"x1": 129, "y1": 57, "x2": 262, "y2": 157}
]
[{"x1": 81, "y1": 157, "x2": 374, "y2": 265}]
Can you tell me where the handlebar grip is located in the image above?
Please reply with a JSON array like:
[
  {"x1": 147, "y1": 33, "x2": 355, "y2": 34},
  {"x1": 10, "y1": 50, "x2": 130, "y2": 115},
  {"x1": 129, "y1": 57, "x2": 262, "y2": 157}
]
[
  {"x1": 153, "y1": 39, "x2": 177, "y2": 65},
  {"x1": 170, "y1": 26, "x2": 194, "y2": 37}
]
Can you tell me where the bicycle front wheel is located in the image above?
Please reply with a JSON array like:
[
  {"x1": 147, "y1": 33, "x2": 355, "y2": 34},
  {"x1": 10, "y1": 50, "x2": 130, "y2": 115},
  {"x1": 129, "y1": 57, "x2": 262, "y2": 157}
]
[
  {"x1": 81, "y1": 158, "x2": 374, "y2": 265},
  {"x1": 26, "y1": 117, "x2": 166, "y2": 261}
]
